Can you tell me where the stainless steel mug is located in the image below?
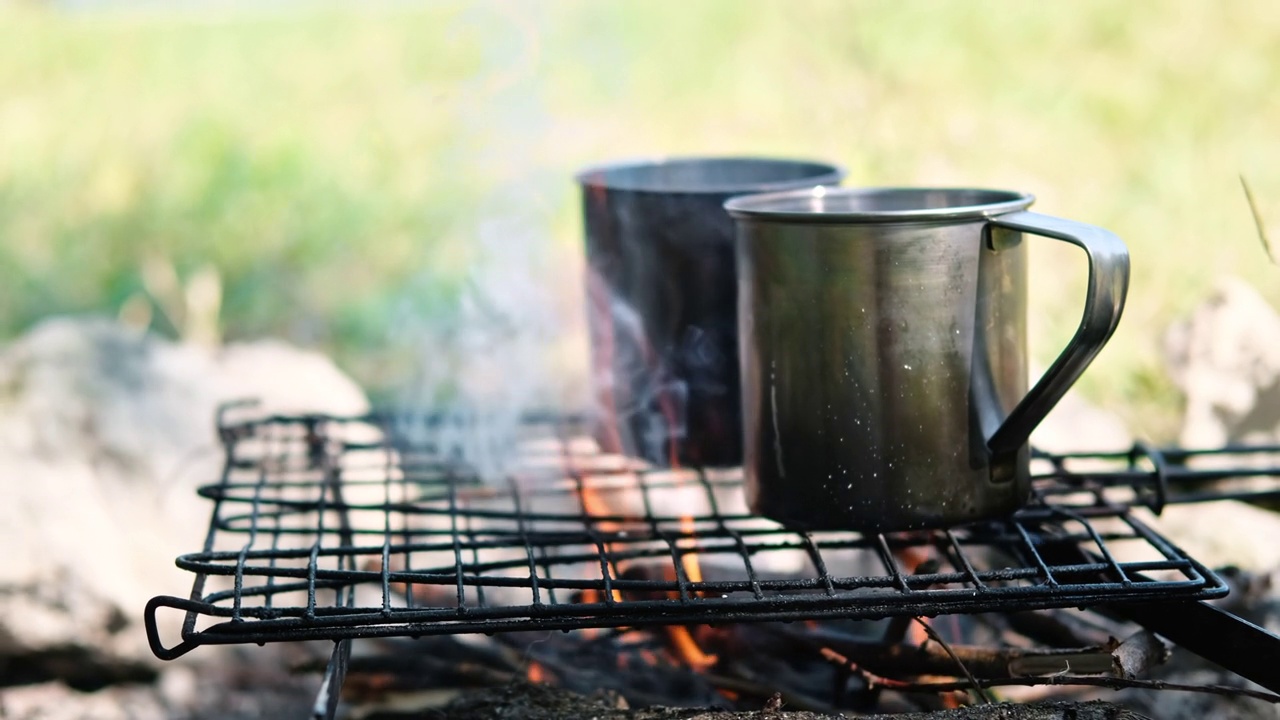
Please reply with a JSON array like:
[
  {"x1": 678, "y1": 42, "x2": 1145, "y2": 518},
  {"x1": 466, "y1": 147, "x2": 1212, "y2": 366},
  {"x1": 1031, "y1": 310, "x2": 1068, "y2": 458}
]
[
  {"x1": 578, "y1": 157, "x2": 845, "y2": 467},
  {"x1": 725, "y1": 187, "x2": 1129, "y2": 531}
]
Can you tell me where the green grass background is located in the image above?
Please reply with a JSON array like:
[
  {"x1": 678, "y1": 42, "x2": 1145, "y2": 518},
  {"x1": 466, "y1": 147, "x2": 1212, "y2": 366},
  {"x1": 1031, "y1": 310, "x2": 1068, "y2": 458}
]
[{"x1": 2, "y1": 0, "x2": 1279, "y2": 438}]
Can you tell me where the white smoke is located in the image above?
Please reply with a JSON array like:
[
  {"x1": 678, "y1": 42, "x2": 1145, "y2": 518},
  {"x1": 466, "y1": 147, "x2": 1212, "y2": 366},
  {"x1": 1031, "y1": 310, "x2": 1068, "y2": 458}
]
[
  {"x1": 388, "y1": 210, "x2": 577, "y2": 481},
  {"x1": 380, "y1": 4, "x2": 585, "y2": 479}
]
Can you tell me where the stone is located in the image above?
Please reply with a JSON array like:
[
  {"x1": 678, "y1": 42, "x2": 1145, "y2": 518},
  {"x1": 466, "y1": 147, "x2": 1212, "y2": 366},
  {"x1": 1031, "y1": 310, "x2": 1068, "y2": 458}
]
[
  {"x1": 1121, "y1": 277, "x2": 1280, "y2": 575},
  {"x1": 0, "y1": 682, "x2": 166, "y2": 720},
  {"x1": 0, "y1": 316, "x2": 367, "y2": 710},
  {"x1": 1165, "y1": 276, "x2": 1280, "y2": 448}
]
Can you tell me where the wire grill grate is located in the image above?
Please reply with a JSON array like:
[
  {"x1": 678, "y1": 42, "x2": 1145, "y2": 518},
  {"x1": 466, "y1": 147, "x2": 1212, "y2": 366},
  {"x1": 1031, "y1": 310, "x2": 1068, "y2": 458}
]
[{"x1": 145, "y1": 409, "x2": 1270, "y2": 660}]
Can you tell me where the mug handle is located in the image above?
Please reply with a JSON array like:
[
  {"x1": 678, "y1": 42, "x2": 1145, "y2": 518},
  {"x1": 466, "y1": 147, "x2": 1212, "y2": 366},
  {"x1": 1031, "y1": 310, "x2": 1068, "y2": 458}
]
[{"x1": 983, "y1": 211, "x2": 1130, "y2": 458}]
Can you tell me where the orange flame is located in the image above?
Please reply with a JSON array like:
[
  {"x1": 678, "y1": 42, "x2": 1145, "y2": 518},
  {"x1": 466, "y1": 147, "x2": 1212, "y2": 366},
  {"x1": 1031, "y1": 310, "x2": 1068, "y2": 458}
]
[
  {"x1": 569, "y1": 268, "x2": 720, "y2": 675},
  {"x1": 678, "y1": 512, "x2": 704, "y2": 585},
  {"x1": 574, "y1": 480, "x2": 625, "y2": 605},
  {"x1": 895, "y1": 544, "x2": 938, "y2": 646},
  {"x1": 567, "y1": 462, "x2": 719, "y2": 669},
  {"x1": 658, "y1": 562, "x2": 719, "y2": 669},
  {"x1": 664, "y1": 625, "x2": 718, "y2": 670},
  {"x1": 526, "y1": 660, "x2": 548, "y2": 684}
]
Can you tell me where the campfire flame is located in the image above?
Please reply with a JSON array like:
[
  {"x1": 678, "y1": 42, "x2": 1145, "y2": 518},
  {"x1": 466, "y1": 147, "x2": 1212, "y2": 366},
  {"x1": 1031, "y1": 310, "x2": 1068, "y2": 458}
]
[
  {"x1": 572, "y1": 473, "x2": 626, "y2": 606},
  {"x1": 664, "y1": 623, "x2": 718, "y2": 670},
  {"x1": 670, "y1": 475, "x2": 717, "y2": 669},
  {"x1": 564, "y1": 438, "x2": 719, "y2": 670}
]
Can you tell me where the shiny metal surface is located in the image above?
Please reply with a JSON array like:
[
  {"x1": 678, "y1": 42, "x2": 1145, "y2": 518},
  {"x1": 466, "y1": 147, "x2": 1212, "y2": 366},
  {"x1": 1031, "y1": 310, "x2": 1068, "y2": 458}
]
[
  {"x1": 579, "y1": 157, "x2": 845, "y2": 467},
  {"x1": 727, "y1": 187, "x2": 1129, "y2": 531}
]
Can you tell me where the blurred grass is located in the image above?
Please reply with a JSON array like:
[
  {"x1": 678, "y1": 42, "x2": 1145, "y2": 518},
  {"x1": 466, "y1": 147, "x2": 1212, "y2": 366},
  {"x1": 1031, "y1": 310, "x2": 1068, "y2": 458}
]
[{"x1": 2, "y1": 0, "x2": 1280, "y2": 436}]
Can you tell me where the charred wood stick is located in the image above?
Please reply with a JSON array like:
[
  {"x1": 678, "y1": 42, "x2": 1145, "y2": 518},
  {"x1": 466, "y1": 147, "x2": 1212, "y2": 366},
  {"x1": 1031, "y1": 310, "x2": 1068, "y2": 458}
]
[
  {"x1": 772, "y1": 625, "x2": 1122, "y2": 679},
  {"x1": 911, "y1": 617, "x2": 993, "y2": 704},
  {"x1": 1032, "y1": 540, "x2": 1280, "y2": 694},
  {"x1": 856, "y1": 672, "x2": 1280, "y2": 706},
  {"x1": 809, "y1": 626, "x2": 1116, "y2": 678},
  {"x1": 821, "y1": 646, "x2": 1280, "y2": 706},
  {"x1": 1003, "y1": 610, "x2": 1113, "y2": 649},
  {"x1": 1109, "y1": 630, "x2": 1169, "y2": 679},
  {"x1": 292, "y1": 637, "x2": 531, "y2": 701},
  {"x1": 342, "y1": 659, "x2": 516, "y2": 699}
]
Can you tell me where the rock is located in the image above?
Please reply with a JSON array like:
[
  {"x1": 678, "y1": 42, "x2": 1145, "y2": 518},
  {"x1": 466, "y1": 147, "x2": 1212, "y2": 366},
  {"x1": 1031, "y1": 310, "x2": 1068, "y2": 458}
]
[
  {"x1": 0, "y1": 681, "x2": 167, "y2": 720},
  {"x1": 1139, "y1": 278, "x2": 1280, "y2": 574},
  {"x1": 0, "y1": 318, "x2": 368, "y2": 474},
  {"x1": 1165, "y1": 277, "x2": 1280, "y2": 448},
  {"x1": 0, "y1": 316, "x2": 368, "y2": 708},
  {"x1": 0, "y1": 647, "x2": 320, "y2": 719}
]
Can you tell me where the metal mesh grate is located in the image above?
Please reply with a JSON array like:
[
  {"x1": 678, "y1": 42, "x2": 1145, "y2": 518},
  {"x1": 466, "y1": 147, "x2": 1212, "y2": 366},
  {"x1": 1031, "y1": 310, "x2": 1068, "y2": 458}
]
[{"x1": 145, "y1": 409, "x2": 1271, "y2": 660}]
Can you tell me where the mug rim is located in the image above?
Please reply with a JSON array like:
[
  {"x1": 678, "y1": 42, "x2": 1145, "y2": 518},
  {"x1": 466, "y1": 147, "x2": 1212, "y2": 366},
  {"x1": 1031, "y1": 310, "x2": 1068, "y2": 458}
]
[
  {"x1": 724, "y1": 186, "x2": 1036, "y2": 223},
  {"x1": 574, "y1": 156, "x2": 847, "y2": 195}
]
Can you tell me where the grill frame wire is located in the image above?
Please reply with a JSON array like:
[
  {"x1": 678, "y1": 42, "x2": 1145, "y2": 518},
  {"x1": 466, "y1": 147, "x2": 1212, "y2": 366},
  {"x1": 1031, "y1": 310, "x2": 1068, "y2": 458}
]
[{"x1": 146, "y1": 411, "x2": 1257, "y2": 661}]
